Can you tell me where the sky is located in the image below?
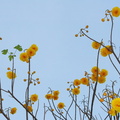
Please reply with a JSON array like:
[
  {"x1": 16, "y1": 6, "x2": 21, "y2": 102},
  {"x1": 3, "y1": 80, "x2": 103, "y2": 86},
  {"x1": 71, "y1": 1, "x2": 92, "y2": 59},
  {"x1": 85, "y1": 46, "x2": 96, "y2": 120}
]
[{"x1": 0, "y1": 0, "x2": 120, "y2": 119}]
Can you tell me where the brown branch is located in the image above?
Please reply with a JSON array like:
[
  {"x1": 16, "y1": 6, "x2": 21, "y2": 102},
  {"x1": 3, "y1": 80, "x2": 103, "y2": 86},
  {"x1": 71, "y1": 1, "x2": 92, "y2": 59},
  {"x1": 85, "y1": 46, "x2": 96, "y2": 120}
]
[{"x1": 7, "y1": 90, "x2": 37, "y2": 120}]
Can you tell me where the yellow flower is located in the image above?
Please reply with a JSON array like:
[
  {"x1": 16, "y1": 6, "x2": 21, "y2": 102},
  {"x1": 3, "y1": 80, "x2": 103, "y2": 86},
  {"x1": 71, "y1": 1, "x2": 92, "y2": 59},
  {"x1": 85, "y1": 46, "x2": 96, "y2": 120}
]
[
  {"x1": 23, "y1": 104, "x2": 33, "y2": 112},
  {"x1": 57, "y1": 102, "x2": 65, "y2": 109},
  {"x1": 52, "y1": 95, "x2": 59, "y2": 100},
  {"x1": 100, "y1": 47, "x2": 108, "y2": 57},
  {"x1": 91, "y1": 41, "x2": 101, "y2": 49},
  {"x1": 91, "y1": 74, "x2": 98, "y2": 81},
  {"x1": 10, "y1": 107, "x2": 17, "y2": 114},
  {"x1": 111, "y1": 7, "x2": 120, "y2": 17},
  {"x1": 91, "y1": 66, "x2": 100, "y2": 74},
  {"x1": 108, "y1": 108, "x2": 117, "y2": 116},
  {"x1": 73, "y1": 79, "x2": 81, "y2": 86},
  {"x1": 111, "y1": 98, "x2": 120, "y2": 112},
  {"x1": 45, "y1": 94, "x2": 53, "y2": 99},
  {"x1": 30, "y1": 94, "x2": 38, "y2": 102},
  {"x1": 27, "y1": 106, "x2": 33, "y2": 112},
  {"x1": 26, "y1": 48, "x2": 36, "y2": 57},
  {"x1": 19, "y1": 52, "x2": 28, "y2": 62},
  {"x1": 53, "y1": 91, "x2": 60, "y2": 96},
  {"x1": 98, "y1": 76, "x2": 106, "y2": 83},
  {"x1": 72, "y1": 88, "x2": 80, "y2": 95},
  {"x1": 80, "y1": 77, "x2": 89, "y2": 85},
  {"x1": 99, "y1": 69, "x2": 108, "y2": 77},
  {"x1": 6, "y1": 71, "x2": 17, "y2": 79},
  {"x1": 105, "y1": 45, "x2": 112, "y2": 54},
  {"x1": 100, "y1": 46, "x2": 112, "y2": 57},
  {"x1": 30, "y1": 44, "x2": 38, "y2": 52}
]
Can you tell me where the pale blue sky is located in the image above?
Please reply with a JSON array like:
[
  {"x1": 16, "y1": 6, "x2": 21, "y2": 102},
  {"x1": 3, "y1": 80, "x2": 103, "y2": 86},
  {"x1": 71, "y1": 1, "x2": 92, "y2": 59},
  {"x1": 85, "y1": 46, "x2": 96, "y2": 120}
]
[{"x1": 0, "y1": 0, "x2": 120, "y2": 119}]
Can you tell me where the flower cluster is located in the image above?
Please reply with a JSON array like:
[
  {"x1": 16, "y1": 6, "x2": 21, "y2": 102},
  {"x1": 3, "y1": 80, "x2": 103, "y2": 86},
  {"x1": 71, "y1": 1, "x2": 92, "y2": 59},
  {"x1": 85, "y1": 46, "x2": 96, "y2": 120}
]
[
  {"x1": 73, "y1": 77, "x2": 89, "y2": 86},
  {"x1": 108, "y1": 108, "x2": 117, "y2": 116},
  {"x1": 92, "y1": 42, "x2": 113, "y2": 57},
  {"x1": 23, "y1": 104, "x2": 33, "y2": 112},
  {"x1": 111, "y1": 98, "x2": 120, "y2": 114},
  {"x1": 23, "y1": 94, "x2": 38, "y2": 113},
  {"x1": 75, "y1": 25, "x2": 89, "y2": 37},
  {"x1": 90, "y1": 66, "x2": 108, "y2": 84},
  {"x1": 23, "y1": 71, "x2": 40, "y2": 85},
  {"x1": 20, "y1": 44, "x2": 38, "y2": 62},
  {"x1": 101, "y1": 7, "x2": 120, "y2": 22},
  {"x1": 99, "y1": 89, "x2": 118, "y2": 102},
  {"x1": 67, "y1": 77, "x2": 90, "y2": 95},
  {"x1": 45, "y1": 90, "x2": 60, "y2": 100},
  {"x1": 97, "y1": 86, "x2": 119, "y2": 117}
]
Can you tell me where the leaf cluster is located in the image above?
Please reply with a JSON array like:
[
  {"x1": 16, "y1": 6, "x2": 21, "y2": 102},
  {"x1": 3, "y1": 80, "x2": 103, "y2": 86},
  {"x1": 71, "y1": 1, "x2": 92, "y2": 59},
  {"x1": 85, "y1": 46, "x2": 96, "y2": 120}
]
[{"x1": 1, "y1": 45, "x2": 22, "y2": 61}]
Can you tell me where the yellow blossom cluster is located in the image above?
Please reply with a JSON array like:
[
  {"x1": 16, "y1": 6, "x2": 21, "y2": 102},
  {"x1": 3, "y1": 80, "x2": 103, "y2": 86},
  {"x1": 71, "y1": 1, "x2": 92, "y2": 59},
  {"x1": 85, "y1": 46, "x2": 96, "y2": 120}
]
[
  {"x1": 67, "y1": 77, "x2": 90, "y2": 95},
  {"x1": 90, "y1": 66, "x2": 108, "y2": 84},
  {"x1": 107, "y1": 98, "x2": 120, "y2": 116},
  {"x1": 69, "y1": 77, "x2": 89, "y2": 95},
  {"x1": 23, "y1": 94, "x2": 38, "y2": 113},
  {"x1": 20, "y1": 44, "x2": 38, "y2": 62},
  {"x1": 98, "y1": 90, "x2": 119, "y2": 116},
  {"x1": 98, "y1": 88, "x2": 119, "y2": 117},
  {"x1": 45, "y1": 90, "x2": 60, "y2": 100},
  {"x1": 91, "y1": 42, "x2": 113, "y2": 57},
  {"x1": 111, "y1": 98, "x2": 120, "y2": 112},
  {"x1": 23, "y1": 71, "x2": 40, "y2": 86},
  {"x1": 23, "y1": 104, "x2": 33, "y2": 112},
  {"x1": 73, "y1": 77, "x2": 89, "y2": 86},
  {"x1": 74, "y1": 25, "x2": 89, "y2": 37},
  {"x1": 101, "y1": 7, "x2": 120, "y2": 22},
  {"x1": 108, "y1": 108, "x2": 117, "y2": 116}
]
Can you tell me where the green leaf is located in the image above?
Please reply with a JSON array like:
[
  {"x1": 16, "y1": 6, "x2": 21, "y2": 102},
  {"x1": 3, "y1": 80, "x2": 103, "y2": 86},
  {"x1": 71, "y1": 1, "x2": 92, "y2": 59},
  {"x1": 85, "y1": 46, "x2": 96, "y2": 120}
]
[
  {"x1": 8, "y1": 55, "x2": 14, "y2": 61},
  {"x1": 1, "y1": 49, "x2": 8, "y2": 55},
  {"x1": 14, "y1": 45, "x2": 22, "y2": 51},
  {"x1": 10, "y1": 52, "x2": 13, "y2": 54},
  {"x1": 13, "y1": 55, "x2": 16, "y2": 57}
]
